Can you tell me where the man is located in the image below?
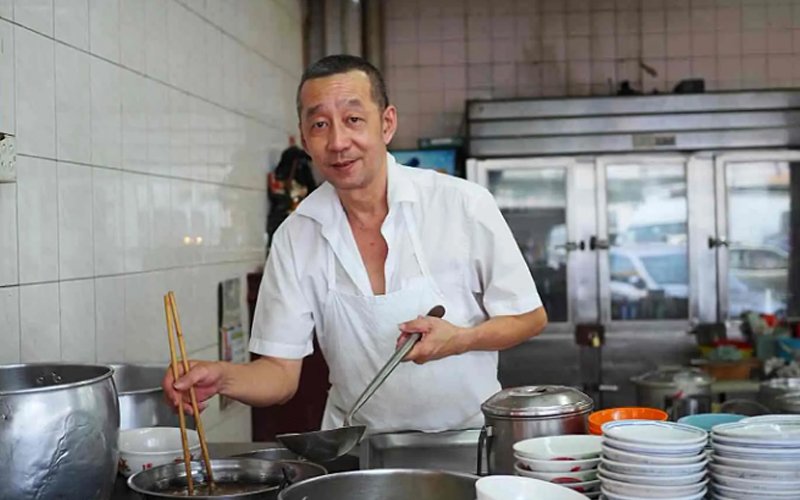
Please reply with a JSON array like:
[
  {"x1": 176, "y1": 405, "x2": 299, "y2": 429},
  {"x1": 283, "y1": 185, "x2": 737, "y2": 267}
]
[{"x1": 164, "y1": 55, "x2": 547, "y2": 434}]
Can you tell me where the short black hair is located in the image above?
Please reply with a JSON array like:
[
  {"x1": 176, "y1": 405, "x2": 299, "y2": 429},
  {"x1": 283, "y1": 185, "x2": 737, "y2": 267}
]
[{"x1": 296, "y1": 54, "x2": 389, "y2": 118}]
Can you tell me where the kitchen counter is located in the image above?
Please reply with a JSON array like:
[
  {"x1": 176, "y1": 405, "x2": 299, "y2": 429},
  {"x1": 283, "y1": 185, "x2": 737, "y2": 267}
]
[{"x1": 112, "y1": 442, "x2": 359, "y2": 499}]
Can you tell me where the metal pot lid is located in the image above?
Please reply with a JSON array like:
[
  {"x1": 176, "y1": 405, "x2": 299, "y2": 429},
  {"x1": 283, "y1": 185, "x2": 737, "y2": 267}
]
[
  {"x1": 761, "y1": 377, "x2": 800, "y2": 391},
  {"x1": 631, "y1": 367, "x2": 712, "y2": 388},
  {"x1": 481, "y1": 385, "x2": 593, "y2": 418}
]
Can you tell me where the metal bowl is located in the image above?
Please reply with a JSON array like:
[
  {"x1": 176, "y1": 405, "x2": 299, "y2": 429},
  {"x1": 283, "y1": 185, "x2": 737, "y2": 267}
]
[
  {"x1": 277, "y1": 468, "x2": 478, "y2": 500},
  {"x1": 127, "y1": 458, "x2": 327, "y2": 499}
]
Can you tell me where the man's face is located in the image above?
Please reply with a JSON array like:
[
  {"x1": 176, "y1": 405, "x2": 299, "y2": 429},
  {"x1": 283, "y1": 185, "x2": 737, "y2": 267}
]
[{"x1": 298, "y1": 70, "x2": 397, "y2": 192}]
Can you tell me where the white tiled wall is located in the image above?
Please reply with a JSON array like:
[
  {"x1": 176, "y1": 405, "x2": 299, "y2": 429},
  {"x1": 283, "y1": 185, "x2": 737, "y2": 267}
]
[
  {"x1": 385, "y1": 0, "x2": 800, "y2": 148},
  {"x1": 0, "y1": 0, "x2": 303, "y2": 441}
]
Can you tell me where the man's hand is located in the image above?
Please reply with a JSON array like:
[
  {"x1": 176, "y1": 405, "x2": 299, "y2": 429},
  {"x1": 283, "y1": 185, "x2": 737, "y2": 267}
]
[
  {"x1": 395, "y1": 307, "x2": 548, "y2": 365},
  {"x1": 396, "y1": 315, "x2": 467, "y2": 364},
  {"x1": 162, "y1": 360, "x2": 228, "y2": 415}
]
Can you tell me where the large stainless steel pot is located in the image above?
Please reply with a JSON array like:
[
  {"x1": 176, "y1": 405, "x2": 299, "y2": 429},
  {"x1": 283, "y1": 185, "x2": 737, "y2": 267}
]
[
  {"x1": 111, "y1": 364, "x2": 193, "y2": 429},
  {"x1": 758, "y1": 378, "x2": 800, "y2": 412},
  {"x1": 478, "y1": 385, "x2": 593, "y2": 475},
  {"x1": 631, "y1": 367, "x2": 713, "y2": 419},
  {"x1": 277, "y1": 469, "x2": 478, "y2": 500},
  {"x1": 0, "y1": 363, "x2": 119, "y2": 500}
]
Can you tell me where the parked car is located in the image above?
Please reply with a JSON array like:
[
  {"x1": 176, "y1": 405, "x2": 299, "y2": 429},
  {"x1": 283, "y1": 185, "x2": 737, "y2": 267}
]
[
  {"x1": 728, "y1": 244, "x2": 788, "y2": 292},
  {"x1": 609, "y1": 244, "x2": 689, "y2": 319}
]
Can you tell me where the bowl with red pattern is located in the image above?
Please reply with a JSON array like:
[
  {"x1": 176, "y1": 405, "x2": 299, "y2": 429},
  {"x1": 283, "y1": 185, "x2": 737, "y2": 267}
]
[{"x1": 118, "y1": 427, "x2": 200, "y2": 477}]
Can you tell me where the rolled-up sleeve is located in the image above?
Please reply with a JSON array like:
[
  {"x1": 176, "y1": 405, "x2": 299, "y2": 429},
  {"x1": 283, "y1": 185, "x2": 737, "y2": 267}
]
[
  {"x1": 471, "y1": 189, "x2": 543, "y2": 317},
  {"x1": 249, "y1": 226, "x2": 315, "y2": 359}
]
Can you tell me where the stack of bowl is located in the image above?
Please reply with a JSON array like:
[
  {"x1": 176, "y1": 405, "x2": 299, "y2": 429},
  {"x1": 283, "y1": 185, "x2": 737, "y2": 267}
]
[
  {"x1": 512, "y1": 435, "x2": 602, "y2": 498},
  {"x1": 598, "y1": 420, "x2": 708, "y2": 500},
  {"x1": 709, "y1": 415, "x2": 800, "y2": 499},
  {"x1": 678, "y1": 413, "x2": 746, "y2": 451},
  {"x1": 588, "y1": 407, "x2": 668, "y2": 435}
]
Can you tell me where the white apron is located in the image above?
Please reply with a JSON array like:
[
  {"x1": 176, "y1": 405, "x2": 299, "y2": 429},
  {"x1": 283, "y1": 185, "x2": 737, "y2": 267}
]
[{"x1": 317, "y1": 204, "x2": 499, "y2": 434}]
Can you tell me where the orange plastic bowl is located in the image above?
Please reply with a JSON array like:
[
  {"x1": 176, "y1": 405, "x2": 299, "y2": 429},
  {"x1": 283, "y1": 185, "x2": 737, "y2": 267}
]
[{"x1": 588, "y1": 407, "x2": 669, "y2": 435}]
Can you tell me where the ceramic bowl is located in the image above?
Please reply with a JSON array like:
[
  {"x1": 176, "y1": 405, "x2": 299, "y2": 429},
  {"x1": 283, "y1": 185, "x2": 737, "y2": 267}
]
[
  {"x1": 513, "y1": 463, "x2": 597, "y2": 483},
  {"x1": 589, "y1": 407, "x2": 668, "y2": 435},
  {"x1": 513, "y1": 435, "x2": 602, "y2": 461},
  {"x1": 601, "y1": 486, "x2": 707, "y2": 500},
  {"x1": 711, "y1": 440, "x2": 800, "y2": 459},
  {"x1": 600, "y1": 476, "x2": 707, "y2": 498},
  {"x1": 711, "y1": 453, "x2": 800, "y2": 470},
  {"x1": 712, "y1": 482, "x2": 800, "y2": 499},
  {"x1": 514, "y1": 453, "x2": 599, "y2": 472},
  {"x1": 677, "y1": 413, "x2": 745, "y2": 432},
  {"x1": 118, "y1": 427, "x2": 200, "y2": 478},
  {"x1": 712, "y1": 473, "x2": 800, "y2": 492},
  {"x1": 475, "y1": 475, "x2": 589, "y2": 500},
  {"x1": 601, "y1": 444, "x2": 706, "y2": 465},
  {"x1": 604, "y1": 436, "x2": 707, "y2": 456},
  {"x1": 602, "y1": 420, "x2": 708, "y2": 446},
  {"x1": 710, "y1": 462, "x2": 800, "y2": 481},
  {"x1": 600, "y1": 456, "x2": 707, "y2": 476},
  {"x1": 597, "y1": 464, "x2": 706, "y2": 486}
]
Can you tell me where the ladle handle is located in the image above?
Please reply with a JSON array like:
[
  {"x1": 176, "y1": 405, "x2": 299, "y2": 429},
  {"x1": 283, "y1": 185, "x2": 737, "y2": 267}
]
[{"x1": 344, "y1": 305, "x2": 445, "y2": 426}]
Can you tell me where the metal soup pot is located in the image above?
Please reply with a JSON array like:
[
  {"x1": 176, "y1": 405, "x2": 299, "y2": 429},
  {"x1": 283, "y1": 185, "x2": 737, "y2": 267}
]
[
  {"x1": 110, "y1": 364, "x2": 193, "y2": 429},
  {"x1": 277, "y1": 469, "x2": 478, "y2": 500},
  {"x1": 758, "y1": 378, "x2": 800, "y2": 412},
  {"x1": 128, "y1": 458, "x2": 327, "y2": 499},
  {"x1": 631, "y1": 367, "x2": 713, "y2": 420},
  {"x1": 0, "y1": 363, "x2": 119, "y2": 500},
  {"x1": 478, "y1": 385, "x2": 593, "y2": 475}
]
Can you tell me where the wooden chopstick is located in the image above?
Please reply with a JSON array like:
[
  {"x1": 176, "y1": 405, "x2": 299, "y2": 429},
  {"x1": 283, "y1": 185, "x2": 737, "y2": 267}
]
[
  {"x1": 168, "y1": 291, "x2": 215, "y2": 489},
  {"x1": 164, "y1": 294, "x2": 195, "y2": 495}
]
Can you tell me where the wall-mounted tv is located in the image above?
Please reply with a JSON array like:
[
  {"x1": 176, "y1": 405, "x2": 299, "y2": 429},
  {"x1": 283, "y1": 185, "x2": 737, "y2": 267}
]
[{"x1": 391, "y1": 148, "x2": 461, "y2": 177}]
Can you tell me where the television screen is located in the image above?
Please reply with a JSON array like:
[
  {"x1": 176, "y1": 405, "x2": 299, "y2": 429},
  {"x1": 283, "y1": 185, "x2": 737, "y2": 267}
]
[{"x1": 392, "y1": 148, "x2": 459, "y2": 177}]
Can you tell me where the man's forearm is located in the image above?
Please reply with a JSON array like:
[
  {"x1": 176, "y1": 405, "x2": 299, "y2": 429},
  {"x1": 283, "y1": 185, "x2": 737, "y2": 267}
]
[
  {"x1": 458, "y1": 307, "x2": 548, "y2": 354},
  {"x1": 219, "y1": 357, "x2": 301, "y2": 407}
]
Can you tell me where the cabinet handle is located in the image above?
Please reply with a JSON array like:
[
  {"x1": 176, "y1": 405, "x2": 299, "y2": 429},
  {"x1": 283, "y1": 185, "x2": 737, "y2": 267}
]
[
  {"x1": 589, "y1": 236, "x2": 609, "y2": 250},
  {"x1": 708, "y1": 236, "x2": 729, "y2": 249},
  {"x1": 555, "y1": 241, "x2": 585, "y2": 251}
]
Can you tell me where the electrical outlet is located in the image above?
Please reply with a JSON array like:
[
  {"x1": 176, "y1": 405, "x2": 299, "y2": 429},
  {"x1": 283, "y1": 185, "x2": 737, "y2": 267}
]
[{"x1": 0, "y1": 135, "x2": 16, "y2": 183}]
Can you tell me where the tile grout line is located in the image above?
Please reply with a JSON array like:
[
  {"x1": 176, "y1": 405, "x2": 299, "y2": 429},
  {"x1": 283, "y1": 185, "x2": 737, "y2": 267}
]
[
  {"x1": 53, "y1": 0, "x2": 63, "y2": 361},
  {"x1": 10, "y1": 4, "x2": 20, "y2": 363},
  {"x1": 15, "y1": 153, "x2": 269, "y2": 193},
  {"x1": 0, "y1": 258, "x2": 264, "y2": 289},
  {"x1": 1, "y1": 14, "x2": 293, "y2": 134}
]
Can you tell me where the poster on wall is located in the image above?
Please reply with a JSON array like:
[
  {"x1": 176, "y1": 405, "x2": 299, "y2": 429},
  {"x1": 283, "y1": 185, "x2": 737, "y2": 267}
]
[{"x1": 218, "y1": 278, "x2": 247, "y2": 410}]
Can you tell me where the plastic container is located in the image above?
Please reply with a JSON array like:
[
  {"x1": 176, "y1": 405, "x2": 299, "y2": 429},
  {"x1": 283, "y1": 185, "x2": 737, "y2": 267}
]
[{"x1": 587, "y1": 407, "x2": 668, "y2": 435}]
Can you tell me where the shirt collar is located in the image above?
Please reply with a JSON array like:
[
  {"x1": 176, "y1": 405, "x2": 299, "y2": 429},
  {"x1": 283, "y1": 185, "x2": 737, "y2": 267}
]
[{"x1": 295, "y1": 152, "x2": 419, "y2": 227}]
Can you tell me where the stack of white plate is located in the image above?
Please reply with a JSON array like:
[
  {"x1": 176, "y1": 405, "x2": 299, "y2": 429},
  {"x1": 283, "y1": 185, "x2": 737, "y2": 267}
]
[
  {"x1": 710, "y1": 415, "x2": 800, "y2": 499},
  {"x1": 513, "y1": 435, "x2": 602, "y2": 498},
  {"x1": 598, "y1": 420, "x2": 709, "y2": 500}
]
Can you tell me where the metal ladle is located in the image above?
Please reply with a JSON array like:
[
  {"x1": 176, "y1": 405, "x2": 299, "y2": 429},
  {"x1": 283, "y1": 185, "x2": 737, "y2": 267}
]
[{"x1": 276, "y1": 305, "x2": 446, "y2": 463}]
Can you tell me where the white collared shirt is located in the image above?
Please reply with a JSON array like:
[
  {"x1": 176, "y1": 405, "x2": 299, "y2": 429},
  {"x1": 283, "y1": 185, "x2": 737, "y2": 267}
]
[{"x1": 249, "y1": 153, "x2": 543, "y2": 358}]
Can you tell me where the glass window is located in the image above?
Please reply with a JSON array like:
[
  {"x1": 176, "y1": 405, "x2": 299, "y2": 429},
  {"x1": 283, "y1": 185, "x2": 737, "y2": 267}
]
[
  {"x1": 726, "y1": 161, "x2": 792, "y2": 317},
  {"x1": 488, "y1": 168, "x2": 568, "y2": 322},
  {"x1": 606, "y1": 162, "x2": 689, "y2": 320}
]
